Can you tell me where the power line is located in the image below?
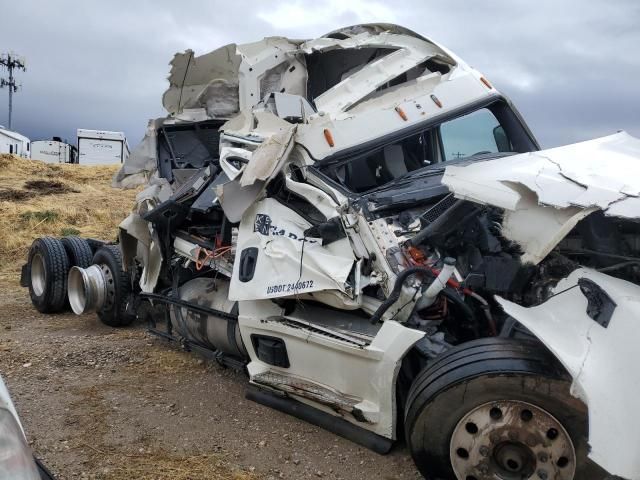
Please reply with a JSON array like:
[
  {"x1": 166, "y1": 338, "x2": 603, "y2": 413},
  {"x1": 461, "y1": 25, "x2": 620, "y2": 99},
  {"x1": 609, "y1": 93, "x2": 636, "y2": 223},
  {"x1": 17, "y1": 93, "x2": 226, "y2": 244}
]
[{"x1": 0, "y1": 53, "x2": 27, "y2": 130}]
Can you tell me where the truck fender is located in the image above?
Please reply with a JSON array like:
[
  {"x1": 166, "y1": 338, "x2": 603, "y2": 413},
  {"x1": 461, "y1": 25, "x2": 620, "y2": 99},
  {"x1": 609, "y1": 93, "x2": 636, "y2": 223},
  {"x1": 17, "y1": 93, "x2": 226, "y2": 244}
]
[{"x1": 495, "y1": 268, "x2": 640, "y2": 480}]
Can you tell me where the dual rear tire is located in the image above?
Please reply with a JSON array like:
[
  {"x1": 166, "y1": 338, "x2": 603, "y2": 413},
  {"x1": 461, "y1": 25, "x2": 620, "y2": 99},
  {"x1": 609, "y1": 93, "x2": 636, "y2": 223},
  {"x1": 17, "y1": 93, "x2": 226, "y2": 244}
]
[
  {"x1": 27, "y1": 237, "x2": 69, "y2": 313},
  {"x1": 26, "y1": 237, "x2": 134, "y2": 327}
]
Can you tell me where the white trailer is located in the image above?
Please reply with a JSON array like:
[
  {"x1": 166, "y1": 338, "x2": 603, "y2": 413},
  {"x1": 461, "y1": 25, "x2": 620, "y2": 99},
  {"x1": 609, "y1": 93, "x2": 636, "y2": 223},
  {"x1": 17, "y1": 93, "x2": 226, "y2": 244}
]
[
  {"x1": 31, "y1": 139, "x2": 78, "y2": 164},
  {"x1": 0, "y1": 127, "x2": 30, "y2": 158},
  {"x1": 77, "y1": 129, "x2": 129, "y2": 165}
]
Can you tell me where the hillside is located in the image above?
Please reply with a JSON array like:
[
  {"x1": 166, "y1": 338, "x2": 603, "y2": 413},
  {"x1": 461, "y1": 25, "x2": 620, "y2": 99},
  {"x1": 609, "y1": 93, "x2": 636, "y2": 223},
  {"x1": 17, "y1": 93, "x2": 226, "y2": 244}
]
[{"x1": 0, "y1": 154, "x2": 138, "y2": 290}]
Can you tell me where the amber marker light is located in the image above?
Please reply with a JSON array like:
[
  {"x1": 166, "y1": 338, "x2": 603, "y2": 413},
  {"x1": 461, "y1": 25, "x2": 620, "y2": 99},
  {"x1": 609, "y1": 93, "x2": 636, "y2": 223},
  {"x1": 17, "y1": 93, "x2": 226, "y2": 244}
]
[
  {"x1": 395, "y1": 106, "x2": 409, "y2": 121},
  {"x1": 323, "y1": 128, "x2": 335, "y2": 147},
  {"x1": 480, "y1": 77, "x2": 493, "y2": 89}
]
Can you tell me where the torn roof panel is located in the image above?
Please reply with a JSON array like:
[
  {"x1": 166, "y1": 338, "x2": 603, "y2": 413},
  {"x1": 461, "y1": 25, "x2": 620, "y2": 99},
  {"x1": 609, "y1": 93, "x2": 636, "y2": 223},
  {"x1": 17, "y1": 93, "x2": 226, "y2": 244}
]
[
  {"x1": 118, "y1": 24, "x2": 496, "y2": 186},
  {"x1": 305, "y1": 34, "x2": 444, "y2": 113},
  {"x1": 161, "y1": 24, "x2": 477, "y2": 121},
  {"x1": 443, "y1": 131, "x2": 640, "y2": 220},
  {"x1": 162, "y1": 45, "x2": 242, "y2": 116}
]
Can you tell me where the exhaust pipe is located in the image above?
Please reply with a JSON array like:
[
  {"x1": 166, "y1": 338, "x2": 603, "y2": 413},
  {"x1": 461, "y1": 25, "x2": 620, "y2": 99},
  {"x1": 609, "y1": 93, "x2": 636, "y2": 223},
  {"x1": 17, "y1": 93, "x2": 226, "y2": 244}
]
[{"x1": 68, "y1": 265, "x2": 107, "y2": 314}]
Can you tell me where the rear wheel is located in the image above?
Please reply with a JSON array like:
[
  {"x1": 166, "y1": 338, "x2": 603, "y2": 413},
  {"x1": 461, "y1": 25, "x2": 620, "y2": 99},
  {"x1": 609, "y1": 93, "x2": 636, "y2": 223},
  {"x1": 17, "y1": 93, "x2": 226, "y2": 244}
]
[
  {"x1": 61, "y1": 236, "x2": 93, "y2": 269},
  {"x1": 92, "y1": 245, "x2": 135, "y2": 327},
  {"x1": 404, "y1": 338, "x2": 607, "y2": 480},
  {"x1": 27, "y1": 237, "x2": 69, "y2": 313}
]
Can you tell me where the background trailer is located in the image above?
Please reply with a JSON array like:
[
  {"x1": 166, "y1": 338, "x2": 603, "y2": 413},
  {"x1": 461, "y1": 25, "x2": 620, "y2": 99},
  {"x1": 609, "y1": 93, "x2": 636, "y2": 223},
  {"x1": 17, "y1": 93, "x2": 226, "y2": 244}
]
[
  {"x1": 77, "y1": 129, "x2": 129, "y2": 165},
  {"x1": 31, "y1": 138, "x2": 78, "y2": 164},
  {"x1": 0, "y1": 127, "x2": 30, "y2": 157}
]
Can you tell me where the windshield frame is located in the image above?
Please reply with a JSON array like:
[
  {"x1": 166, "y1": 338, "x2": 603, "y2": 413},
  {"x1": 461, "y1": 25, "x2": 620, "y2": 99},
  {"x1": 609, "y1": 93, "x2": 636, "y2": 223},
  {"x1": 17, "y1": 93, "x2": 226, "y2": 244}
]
[{"x1": 312, "y1": 95, "x2": 539, "y2": 197}]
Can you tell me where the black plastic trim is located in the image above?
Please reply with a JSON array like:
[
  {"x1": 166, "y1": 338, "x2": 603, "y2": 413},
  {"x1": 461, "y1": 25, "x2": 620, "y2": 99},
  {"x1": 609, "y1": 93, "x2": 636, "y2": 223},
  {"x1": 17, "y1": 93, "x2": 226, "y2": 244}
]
[
  {"x1": 246, "y1": 386, "x2": 393, "y2": 454},
  {"x1": 238, "y1": 247, "x2": 259, "y2": 283},
  {"x1": 251, "y1": 334, "x2": 290, "y2": 368}
]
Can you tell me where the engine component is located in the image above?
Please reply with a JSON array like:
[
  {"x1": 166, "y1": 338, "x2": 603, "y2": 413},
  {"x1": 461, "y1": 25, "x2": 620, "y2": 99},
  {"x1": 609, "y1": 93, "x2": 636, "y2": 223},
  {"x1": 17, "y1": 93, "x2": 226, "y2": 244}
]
[
  {"x1": 415, "y1": 257, "x2": 456, "y2": 310},
  {"x1": 370, "y1": 266, "x2": 436, "y2": 324},
  {"x1": 408, "y1": 201, "x2": 481, "y2": 247}
]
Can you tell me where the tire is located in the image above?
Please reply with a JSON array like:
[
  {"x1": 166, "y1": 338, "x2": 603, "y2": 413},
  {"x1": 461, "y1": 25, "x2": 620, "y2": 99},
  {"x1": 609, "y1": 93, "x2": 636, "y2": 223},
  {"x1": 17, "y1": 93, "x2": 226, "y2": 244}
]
[
  {"x1": 27, "y1": 237, "x2": 70, "y2": 313},
  {"x1": 92, "y1": 245, "x2": 135, "y2": 327},
  {"x1": 61, "y1": 236, "x2": 93, "y2": 268},
  {"x1": 404, "y1": 338, "x2": 608, "y2": 480},
  {"x1": 85, "y1": 238, "x2": 106, "y2": 255}
]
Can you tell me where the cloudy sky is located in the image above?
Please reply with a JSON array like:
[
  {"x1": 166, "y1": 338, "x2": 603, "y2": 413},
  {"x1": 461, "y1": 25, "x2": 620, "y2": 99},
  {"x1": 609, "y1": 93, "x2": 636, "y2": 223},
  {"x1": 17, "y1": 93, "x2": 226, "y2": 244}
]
[{"x1": 1, "y1": 0, "x2": 638, "y2": 149}]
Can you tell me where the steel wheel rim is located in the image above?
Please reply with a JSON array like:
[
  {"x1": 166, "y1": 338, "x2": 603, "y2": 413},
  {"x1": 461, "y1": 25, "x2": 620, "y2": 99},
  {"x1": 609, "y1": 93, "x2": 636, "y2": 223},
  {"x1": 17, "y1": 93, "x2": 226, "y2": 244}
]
[
  {"x1": 31, "y1": 252, "x2": 46, "y2": 297},
  {"x1": 450, "y1": 400, "x2": 576, "y2": 480},
  {"x1": 101, "y1": 264, "x2": 116, "y2": 310}
]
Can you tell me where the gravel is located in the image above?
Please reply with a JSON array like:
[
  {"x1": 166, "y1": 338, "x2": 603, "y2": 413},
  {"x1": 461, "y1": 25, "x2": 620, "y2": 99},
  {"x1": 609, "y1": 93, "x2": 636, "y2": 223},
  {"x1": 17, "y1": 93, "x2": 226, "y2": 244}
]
[{"x1": 0, "y1": 288, "x2": 421, "y2": 480}]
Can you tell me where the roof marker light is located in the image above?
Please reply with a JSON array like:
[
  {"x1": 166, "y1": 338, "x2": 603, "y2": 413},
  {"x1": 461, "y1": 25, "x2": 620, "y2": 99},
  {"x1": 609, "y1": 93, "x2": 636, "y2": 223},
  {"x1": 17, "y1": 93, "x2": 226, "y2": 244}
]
[
  {"x1": 480, "y1": 77, "x2": 493, "y2": 89},
  {"x1": 430, "y1": 94, "x2": 442, "y2": 108},
  {"x1": 323, "y1": 129, "x2": 335, "y2": 147},
  {"x1": 395, "y1": 106, "x2": 408, "y2": 121}
]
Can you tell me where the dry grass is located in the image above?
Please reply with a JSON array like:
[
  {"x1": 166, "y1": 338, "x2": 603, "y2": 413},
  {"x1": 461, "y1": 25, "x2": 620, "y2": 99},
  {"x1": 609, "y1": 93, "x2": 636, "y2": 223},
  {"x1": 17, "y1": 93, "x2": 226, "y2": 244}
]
[{"x1": 0, "y1": 154, "x2": 138, "y2": 289}]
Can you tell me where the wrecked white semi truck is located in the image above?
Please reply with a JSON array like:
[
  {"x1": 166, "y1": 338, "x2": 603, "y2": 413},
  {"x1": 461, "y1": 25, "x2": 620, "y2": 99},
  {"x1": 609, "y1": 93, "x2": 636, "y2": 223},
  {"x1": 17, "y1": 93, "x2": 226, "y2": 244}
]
[{"x1": 21, "y1": 24, "x2": 640, "y2": 480}]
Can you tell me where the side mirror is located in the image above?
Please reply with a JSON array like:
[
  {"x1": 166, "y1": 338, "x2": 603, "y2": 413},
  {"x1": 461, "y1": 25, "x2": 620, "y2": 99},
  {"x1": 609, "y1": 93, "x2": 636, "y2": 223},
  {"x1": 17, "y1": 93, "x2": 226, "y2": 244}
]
[{"x1": 493, "y1": 125, "x2": 511, "y2": 152}]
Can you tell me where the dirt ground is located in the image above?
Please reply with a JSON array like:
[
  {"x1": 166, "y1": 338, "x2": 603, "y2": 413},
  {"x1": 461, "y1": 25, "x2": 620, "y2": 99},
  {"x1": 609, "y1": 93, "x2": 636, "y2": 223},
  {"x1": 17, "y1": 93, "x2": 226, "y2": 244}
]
[
  {"x1": 0, "y1": 154, "x2": 420, "y2": 479},
  {"x1": 0, "y1": 284, "x2": 421, "y2": 480}
]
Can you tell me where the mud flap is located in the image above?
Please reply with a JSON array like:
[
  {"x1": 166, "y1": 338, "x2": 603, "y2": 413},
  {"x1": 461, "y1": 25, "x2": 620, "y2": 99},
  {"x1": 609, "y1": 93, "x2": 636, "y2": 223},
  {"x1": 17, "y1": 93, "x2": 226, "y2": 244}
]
[{"x1": 20, "y1": 263, "x2": 29, "y2": 287}]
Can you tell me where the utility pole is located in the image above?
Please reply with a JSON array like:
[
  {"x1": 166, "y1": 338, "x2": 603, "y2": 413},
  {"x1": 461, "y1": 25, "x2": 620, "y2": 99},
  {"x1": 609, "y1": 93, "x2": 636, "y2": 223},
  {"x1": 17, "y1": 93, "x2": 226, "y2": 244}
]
[{"x1": 0, "y1": 53, "x2": 26, "y2": 130}]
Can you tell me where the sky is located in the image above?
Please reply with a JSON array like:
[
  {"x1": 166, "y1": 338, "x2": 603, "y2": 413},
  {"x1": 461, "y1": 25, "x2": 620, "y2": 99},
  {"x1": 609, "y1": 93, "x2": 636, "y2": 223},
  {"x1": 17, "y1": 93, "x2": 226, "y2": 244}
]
[{"x1": 0, "y1": 0, "x2": 638, "y2": 149}]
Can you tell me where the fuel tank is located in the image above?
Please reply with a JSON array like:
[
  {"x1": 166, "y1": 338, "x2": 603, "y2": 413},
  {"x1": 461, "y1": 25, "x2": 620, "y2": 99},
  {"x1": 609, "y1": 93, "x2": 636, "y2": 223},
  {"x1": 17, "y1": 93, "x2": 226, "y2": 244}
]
[{"x1": 170, "y1": 277, "x2": 247, "y2": 359}]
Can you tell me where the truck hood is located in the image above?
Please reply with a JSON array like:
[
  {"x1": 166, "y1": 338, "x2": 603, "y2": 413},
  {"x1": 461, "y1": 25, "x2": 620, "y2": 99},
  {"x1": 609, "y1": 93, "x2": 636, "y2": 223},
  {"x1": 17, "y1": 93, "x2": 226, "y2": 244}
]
[{"x1": 442, "y1": 131, "x2": 640, "y2": 263}]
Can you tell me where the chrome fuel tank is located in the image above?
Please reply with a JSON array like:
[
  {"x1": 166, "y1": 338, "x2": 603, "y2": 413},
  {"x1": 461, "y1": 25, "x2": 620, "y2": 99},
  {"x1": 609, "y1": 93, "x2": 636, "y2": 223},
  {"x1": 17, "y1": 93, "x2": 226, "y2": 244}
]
[{"x1": 170, "y1": 278, "x2": 247, "y2": 358}]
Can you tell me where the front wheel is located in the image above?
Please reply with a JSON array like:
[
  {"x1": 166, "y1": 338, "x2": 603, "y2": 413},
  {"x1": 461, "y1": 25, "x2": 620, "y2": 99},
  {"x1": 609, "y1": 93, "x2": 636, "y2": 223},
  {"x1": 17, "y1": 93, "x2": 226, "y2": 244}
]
[{"x1": 404, "y1": 338, "x2": 608, "y2": 480}]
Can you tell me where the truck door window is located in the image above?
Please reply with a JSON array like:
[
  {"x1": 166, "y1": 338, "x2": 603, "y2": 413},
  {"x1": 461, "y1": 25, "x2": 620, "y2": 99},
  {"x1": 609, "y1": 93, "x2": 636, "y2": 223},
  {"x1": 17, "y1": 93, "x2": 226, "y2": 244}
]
[
  {"x1": 439, "y1": 108, "x2": 512, "y2": 161},
  {"x1": 333, "y1": 132, "x2": 436, "y2": 193},
  {"x1": 321, "y1": 100, "x2": 534, "y2": 194}
]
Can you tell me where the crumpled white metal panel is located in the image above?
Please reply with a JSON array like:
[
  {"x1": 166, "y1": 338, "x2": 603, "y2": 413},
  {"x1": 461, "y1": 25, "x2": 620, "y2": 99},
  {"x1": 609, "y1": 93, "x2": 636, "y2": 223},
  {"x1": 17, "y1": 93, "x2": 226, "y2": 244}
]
[
  {"x1": 229, "y1": 198, "x2": 355, "y2": 301},
  {"x1": 497, "y1": 268, "x2": 640, "y2": 480},
  {"x1": 443, "y1": 132, "x2": 640, "y2": 216},
  {"x1": 302, "y1": 32, "x2": 444, "y2": 113},
  {"x1": 442, "y1": 132, "x2": 640, "y2": 263}
]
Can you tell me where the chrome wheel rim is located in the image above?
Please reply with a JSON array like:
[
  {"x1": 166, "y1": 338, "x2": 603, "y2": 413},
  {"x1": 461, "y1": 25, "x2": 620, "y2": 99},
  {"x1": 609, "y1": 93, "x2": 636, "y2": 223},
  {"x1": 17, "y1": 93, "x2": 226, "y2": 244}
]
[
  {"x1": 450, "y1": 400, "x2": 576, "y2": 480},
  {"x1": 31, "y1": 252, "x2": 46, "y2": 297}
]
